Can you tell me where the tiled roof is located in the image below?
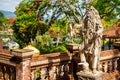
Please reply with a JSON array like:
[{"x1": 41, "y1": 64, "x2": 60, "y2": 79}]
[{"x1": 103, "y1": 22, "x2": 120, "y2": 38}]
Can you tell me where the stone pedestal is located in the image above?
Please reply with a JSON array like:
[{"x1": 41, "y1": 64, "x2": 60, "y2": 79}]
[
  {"x1": 77, "y1": 71, "x2": 104, "y2": 80},
  {"x1": 66, "y1": 44, "x2": 79, "y2": 53},
  {"x1": 11, "y1": 49, "x2": 34, "y2": 80}
]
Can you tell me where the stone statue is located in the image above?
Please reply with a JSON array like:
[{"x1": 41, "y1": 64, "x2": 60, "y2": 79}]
[
  {"x1": 79, "y1": 6, "x2": 103, "y2": 73},
  {"x1": 68, "y1": 19, "x2": 83, "y2": 43}
]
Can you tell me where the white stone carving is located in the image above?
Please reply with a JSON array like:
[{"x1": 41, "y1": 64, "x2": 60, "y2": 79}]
[{"x1": 79, "y1": 6, "x2": 103, "y2": 73}]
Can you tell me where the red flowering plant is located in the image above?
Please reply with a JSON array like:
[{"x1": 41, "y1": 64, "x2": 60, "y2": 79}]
[{"x1": 12, "y1": 0, "x2": 46, "y2": 48}]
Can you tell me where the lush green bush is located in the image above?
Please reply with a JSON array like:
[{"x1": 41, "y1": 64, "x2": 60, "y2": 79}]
[
  {"x1": 33, "y1": 33, "x2": 68, "y2": 54},
  {"x1": 12, "y1": 0, "x2": 81, "y2": 53},
  {"x1": 12, "y1": 0, "x2": 47, "y2": 48},
  {"x1": 52, "y1": 45, "x2": 68, "y2": 52}
]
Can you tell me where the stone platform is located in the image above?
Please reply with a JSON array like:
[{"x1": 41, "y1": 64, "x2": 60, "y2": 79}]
[{"x1": 77, "y1": 71, "x2": 104, "y2": 80}]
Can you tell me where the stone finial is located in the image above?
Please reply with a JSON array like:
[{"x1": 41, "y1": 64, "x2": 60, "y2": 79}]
[
  {"x1": 12, "y1": 49, "x2": 34, "y2": 80},
  {"x1": 11, "y1": 49, "x2": 34, "y2": 61}
]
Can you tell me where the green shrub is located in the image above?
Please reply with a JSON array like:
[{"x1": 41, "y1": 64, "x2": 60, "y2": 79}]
[
  {"x1": 52, "y1": 45, "x2": 68, "y2": 52},
  {"x1": 33, "y1": 33, "x2": 68, "y2": 54}
]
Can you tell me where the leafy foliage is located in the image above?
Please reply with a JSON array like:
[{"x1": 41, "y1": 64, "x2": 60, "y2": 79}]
[
  {"x1": 0, "y1": 12, "x2": 4, "y2": 18},
  {"x1": 0, "y1": 12, "x2": 6, "y2": 26},
  {"x1": 0, "y1": 12, "x2": 10, "y2": 31},
  {"x1": 13, "y1": 0, "x2": 120, "y2": 53},
  {"x1": 33, "y1": 33, "x2": 68, "y2": 54},
  {"x1": 12, "y1": 0, "x2": 70, "y2": 50},
  {"x1": 92, "y1": 0, "x2": 120, "y2": 29},
  {"x1": 48, "y1": 18, "x2": 68, "y2": 45},
  {"x1": 93, "y1": 0, "x2": 120, "y2": 21},
  {"x1": 12, "y1": 0, "x2": 46, "y2": 48},
  {"x1": 101, "y1": 19, "x2": 115, "y2": 29}
]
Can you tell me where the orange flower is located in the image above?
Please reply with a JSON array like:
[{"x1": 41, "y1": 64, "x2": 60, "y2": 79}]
[{"x1": 19, "y1": 28, "x2": 26, "y2": 32}]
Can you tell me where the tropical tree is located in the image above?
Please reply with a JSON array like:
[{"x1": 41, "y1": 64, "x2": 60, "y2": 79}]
[
  {"x1": 13, "y1": 0, "x2": 106, "y2": 48},
  {"x1": 0, "y1": 12, "x2": 10, "y2": 31},
  {"x1": 12, "y1": 0, "x2": 46, "y2": 48},
  {"x1": 12, "y1": 0, "x2": 69, "y2": 48},
  {"x1": 0, "y1": 12, "x2": 4, "y2": 18},
  {"x1": 33, "y1": 33, "x2": 53, "y2": 53},
  {"x1": 48, "y1": 18, "x2": 68, "y2": 46},
  {"x1": 94, "y1": 0, "x2": 120, "y2": 21},
  {"x1": 0, "y1": 12, "x2": 5, "y2": 26},
  {"x1": 93, "y1": 0, "x2": 120, "y2": 28}
]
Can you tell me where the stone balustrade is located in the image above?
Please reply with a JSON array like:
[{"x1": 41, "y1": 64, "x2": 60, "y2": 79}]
[
  {"x1": 0, "y1": 39, "x2": 16, "y2": 80},
  {"x1": 30, "y1": 52, "x2": 72, "y2": 80},
  {"x1": 0, "y1": 48, "x2": 72, "y2": 80},
  {"x1": 100, "y1": 49, "x2": 120, "y2": 73},
  {"x1": 0, "y1": 43, "x2": 120, "y2": 80},
  {"x1": 66, "y1": 44, "x2": 120, "y2": 80},
  {"x1": 0, "y1": 53, "x2": 16, "y2": 80}
]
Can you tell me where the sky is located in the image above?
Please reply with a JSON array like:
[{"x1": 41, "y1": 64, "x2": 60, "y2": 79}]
[{"x1": 0, "y1": 0, "x2": 22, "y2": 12}]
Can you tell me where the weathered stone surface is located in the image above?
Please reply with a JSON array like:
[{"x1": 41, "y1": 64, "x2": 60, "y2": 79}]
[
  {"x1": 77, "y1": 71, "x2": 104, "y2": 80},
  {"x1": 78, "y1": 6, "x2": 103, "y2": 73},
  {"x1": 12, "y1": 49, "x2": 33, "y2": 80}
]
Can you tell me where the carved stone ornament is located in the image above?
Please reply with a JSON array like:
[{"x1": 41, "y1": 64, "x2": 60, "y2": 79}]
[{"x1": 78, "y1": 6, "x2": 103, "y2": 74}]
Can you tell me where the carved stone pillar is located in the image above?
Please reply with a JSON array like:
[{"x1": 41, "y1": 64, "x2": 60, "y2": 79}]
[
  {"x1": 31, "y1": 69, "x2": 36, "y2": 80},
  {"x1": 103, "y1": 62, "x2": 108, "y2": 72},
  {"x1": 107, "y1": 60, "x2": 112, "y2": 72},
  {"x1": 49, "y1": 66, "x2": 57, "y2": 80},
  {"x1": 11, "y1": 49, "x2": 33, "y2": 80},
  {"x1": 60, "y1": 65, "x2": 64, "y2": 77},
  {"x1": 113, "y1": 58, "x2": 119, "y2": 71},
  {"x1": 40, "y1": 68, "x2": 47, "y2": 80}
]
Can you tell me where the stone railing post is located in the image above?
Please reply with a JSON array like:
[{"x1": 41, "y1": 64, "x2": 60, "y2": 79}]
[{"x1": 11, "y1": 49, "x2": 33, "y2": 80}]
